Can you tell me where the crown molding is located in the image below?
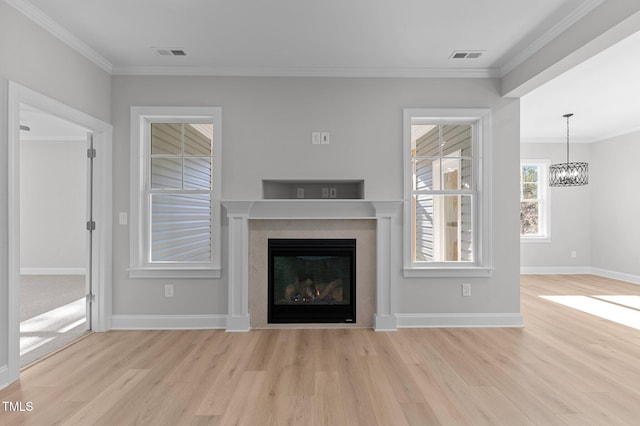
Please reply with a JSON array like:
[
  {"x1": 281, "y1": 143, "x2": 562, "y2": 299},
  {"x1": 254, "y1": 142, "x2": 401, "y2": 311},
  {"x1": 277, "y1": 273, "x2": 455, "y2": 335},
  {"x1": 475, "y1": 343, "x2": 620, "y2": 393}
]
[
  {"x1": 5, "y1": 0, "x2": 113, "y2": 74},
  {"x1": 500, "y1": 0, "x2": 605, "y2": 77},
  {"x1": 111, "y1": 65, "x2": 501, "y2": 79}
]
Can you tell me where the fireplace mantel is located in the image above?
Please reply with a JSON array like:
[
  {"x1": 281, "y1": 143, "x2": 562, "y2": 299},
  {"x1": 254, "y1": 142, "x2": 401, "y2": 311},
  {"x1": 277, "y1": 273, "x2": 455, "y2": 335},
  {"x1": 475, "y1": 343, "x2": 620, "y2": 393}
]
[{"x1": 222, "y1": 200, "x2": 401, "y2": 332}]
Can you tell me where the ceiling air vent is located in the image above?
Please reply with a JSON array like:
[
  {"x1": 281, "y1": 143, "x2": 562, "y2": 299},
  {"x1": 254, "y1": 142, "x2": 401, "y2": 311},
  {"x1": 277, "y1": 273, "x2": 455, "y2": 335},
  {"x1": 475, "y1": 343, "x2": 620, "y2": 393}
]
[
  {"x1": 153, "y1": 47, "x2": 187, "y2": 56},
  {"x1": 449, "y1": 50, "x2": 484, "y2": 59}
]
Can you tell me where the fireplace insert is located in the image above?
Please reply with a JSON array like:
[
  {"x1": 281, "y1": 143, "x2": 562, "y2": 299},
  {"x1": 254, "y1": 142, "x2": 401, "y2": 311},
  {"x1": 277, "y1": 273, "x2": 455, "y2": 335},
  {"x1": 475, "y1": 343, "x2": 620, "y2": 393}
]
[{"x1": 268, "y1": 238, "x2": 356, "y2": 323}]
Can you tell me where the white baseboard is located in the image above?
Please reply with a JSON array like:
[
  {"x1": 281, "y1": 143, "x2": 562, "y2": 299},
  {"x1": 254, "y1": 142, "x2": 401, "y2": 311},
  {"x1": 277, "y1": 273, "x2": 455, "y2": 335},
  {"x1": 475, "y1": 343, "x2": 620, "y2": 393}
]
[
  {"x1": 20, "y1": 267, "x2": 86, "y2": 275},
  {"x1": 0, "y1": 365, "x2": 9, "y2": 390},
  {"x1": 397, "y1": 313, "x2": 523, "y2": 328},
  {"x1": 111, "y1": 315, "x2": 227, "y2": 330},
  {"x1": 520, "y1": 266, "x2": 592, "y2": 275},
  {"x1": 591, "y1": 268, "x2": 640, "y2": 286}
]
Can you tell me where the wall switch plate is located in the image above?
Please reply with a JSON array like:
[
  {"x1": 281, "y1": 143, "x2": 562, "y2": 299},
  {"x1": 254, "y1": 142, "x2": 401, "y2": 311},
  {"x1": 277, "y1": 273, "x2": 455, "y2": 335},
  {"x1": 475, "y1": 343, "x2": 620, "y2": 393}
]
[
  {"x1": 571, "y1": 251, "x2": 577, "y2": 258},
  {"x1": 165, "y1": 284, "x2": 174, "y2": 297},
  {"x1": 462, "y1": 283, "x2": 471, "y2": 297},
  {"x1": 119, "y1": 212, "x2": 128, "y2": 225},
  {"x1": 312, "y1": 132, "x2": 321, "y2": 145},
  {"x1": 321, "y1": 132, "x2": 330, "y2": 144}
]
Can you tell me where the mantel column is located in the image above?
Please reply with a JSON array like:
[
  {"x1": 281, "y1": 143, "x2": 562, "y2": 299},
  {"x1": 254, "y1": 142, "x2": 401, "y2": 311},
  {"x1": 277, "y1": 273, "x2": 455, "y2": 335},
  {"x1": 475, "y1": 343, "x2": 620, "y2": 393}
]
[
  {"x1": 372, "y1": 201, "x2": 401, "y2": 331},
  {"x1": 223, "y1": 201, "x2": 253, "y2": 332}
]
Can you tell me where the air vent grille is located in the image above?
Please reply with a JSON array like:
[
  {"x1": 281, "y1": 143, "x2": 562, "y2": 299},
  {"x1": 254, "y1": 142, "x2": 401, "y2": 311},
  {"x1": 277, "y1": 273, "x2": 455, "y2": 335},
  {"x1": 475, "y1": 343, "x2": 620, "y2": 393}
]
[
  {"x1": 449, "y1": 50, "x2": 484, "y2": 59},
  {"x1": 153, "y1": 47, "x2": 187, "y2": 57}
]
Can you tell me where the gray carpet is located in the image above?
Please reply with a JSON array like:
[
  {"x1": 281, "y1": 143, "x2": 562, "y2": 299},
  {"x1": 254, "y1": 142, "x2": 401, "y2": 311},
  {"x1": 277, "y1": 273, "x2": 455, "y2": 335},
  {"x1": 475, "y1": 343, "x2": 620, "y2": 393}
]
[{"x1": 20, "y1": 275, "x2": 88, "y2": 367}]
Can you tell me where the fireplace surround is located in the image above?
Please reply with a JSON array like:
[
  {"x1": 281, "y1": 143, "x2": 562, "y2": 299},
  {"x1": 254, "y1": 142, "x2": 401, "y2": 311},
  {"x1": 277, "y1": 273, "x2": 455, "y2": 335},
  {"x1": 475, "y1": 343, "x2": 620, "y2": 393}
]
[{"x1": 223, "y1": 200, "x2": 401, "y2": 331}]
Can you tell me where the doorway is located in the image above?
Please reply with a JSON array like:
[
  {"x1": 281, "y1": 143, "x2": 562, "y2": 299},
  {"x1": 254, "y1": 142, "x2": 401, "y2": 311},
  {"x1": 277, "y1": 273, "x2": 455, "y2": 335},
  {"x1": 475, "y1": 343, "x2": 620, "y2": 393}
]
[
  {"x1": 7, "y1": 82, "x2": 113, "y2": 384},
  {"x1": 18, "y1": 105, "x2": 91, "y2": 367}
]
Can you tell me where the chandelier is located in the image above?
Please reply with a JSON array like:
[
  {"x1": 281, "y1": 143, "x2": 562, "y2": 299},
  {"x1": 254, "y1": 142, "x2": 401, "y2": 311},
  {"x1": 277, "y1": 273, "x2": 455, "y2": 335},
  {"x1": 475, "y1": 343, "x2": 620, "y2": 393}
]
[{"x1": 549, "y1": 113, "x2": 588, "y2": 187}]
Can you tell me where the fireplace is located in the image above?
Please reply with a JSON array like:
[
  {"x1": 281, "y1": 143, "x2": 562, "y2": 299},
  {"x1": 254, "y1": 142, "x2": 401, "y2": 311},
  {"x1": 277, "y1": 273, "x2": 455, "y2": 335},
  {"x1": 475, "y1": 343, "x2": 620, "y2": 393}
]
[{"x1": 268, "y1": 238, "x2": 356, "y2": 323}]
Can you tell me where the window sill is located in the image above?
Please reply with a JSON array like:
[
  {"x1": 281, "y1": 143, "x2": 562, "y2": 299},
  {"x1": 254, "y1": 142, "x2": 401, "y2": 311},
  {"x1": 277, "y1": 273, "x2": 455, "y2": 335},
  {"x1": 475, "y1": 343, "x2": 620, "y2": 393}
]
[
  {"x1": 128, "y1": 267, "x2": 222, "y2": 279},
  {"x1": 403, "y1": 266, "x2": 493, "y2": 278},
  {"x1": 520, "y1": 236, "x2": 551, "y2": 243}
]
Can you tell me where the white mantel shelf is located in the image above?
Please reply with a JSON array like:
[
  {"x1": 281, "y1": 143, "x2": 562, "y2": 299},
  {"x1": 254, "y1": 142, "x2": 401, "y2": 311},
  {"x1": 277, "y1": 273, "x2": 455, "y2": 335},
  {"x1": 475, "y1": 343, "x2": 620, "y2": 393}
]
[
  {"x1": 222, "y1": 200, "x2": 402, "y2": 332},
  {"x1": 223, "y1": 199, "x2": 402, "y2": 220}
]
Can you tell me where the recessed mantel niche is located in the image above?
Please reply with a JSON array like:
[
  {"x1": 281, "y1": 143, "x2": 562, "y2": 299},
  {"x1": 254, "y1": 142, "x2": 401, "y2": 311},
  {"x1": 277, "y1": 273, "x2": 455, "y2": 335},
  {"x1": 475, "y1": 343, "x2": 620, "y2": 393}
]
[{"x1": 222, "y1": 197, "x2": 400, "y2": 332}]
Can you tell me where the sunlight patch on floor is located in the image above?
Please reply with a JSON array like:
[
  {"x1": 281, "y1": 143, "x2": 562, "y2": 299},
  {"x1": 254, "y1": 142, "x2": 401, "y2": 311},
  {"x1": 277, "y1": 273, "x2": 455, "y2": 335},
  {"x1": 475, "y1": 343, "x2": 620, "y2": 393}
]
[
  {"x1": 20, "y1": 298, "x2": 86, "y2": 356},
  {"x1": 540, "y1": 295, "x2": 640, "y2": 330}
]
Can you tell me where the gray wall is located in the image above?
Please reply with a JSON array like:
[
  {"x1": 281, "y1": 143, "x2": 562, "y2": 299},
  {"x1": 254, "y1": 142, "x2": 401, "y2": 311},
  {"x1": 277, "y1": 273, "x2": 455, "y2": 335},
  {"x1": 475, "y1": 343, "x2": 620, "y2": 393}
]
[
  {"x1": 0, "y1": 2, "x2": 111, "y2": 370},
  {"x1": 20, "y1": 139, "x2": 87, "y2": 273},
  {"x1": 591, "y1": 131, "x2": 640, "y2": 277},
  {"x1": 520, "y1": 143, "x2": 592, "y2": 270},
  {"x1": 112, "y1": 76, "x2": 521, "y2": 317}
]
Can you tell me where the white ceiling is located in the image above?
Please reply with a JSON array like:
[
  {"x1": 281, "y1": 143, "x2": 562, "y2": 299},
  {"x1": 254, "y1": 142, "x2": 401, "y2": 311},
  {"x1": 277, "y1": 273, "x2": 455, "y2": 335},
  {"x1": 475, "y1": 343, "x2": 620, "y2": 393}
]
[
  {"x1": 10, "y1": 0, "x2": 639, "y2": 141},
  {"x1": 521, "y1": 30, "x2": 640, "y2": 143}
]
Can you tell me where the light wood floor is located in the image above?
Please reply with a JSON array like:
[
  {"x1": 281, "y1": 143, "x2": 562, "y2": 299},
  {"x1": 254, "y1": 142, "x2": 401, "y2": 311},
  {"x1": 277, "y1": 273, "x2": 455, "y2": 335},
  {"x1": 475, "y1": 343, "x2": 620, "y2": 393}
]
[{"x1": 1, "y1": 274, "x2": 639, "y2": 425}]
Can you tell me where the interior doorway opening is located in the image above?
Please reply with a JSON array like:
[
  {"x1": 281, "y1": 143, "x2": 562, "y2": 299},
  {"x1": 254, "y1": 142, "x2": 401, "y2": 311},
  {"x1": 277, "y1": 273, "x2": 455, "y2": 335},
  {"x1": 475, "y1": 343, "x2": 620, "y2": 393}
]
[{"x1": 19, "y1": 105, "x2": 91, "y2": 367}]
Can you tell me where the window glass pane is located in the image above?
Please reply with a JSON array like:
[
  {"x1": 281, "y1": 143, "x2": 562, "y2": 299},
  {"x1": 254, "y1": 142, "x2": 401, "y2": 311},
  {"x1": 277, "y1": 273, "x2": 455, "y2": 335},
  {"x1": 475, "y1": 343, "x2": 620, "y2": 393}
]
[
  {"x1": 441, "y1": 125, "x2": 472, "y2": 157},
  {"x1": 414, "y1": 194, "x2": 473, "y2": 262},
  {"x1": 520, "y1": 202, "x2": 539, "y2": 235},
  {"x1": 184, "y1": 124, "x2": 213, "y2": 156},
  {"x1": 413, "y1": 125, "x2": 440, "y2": 156},
  {"x1": 151, "y1": 157, "x2": 182, "y2": 189},
  {"x1": 414, "y1": 158, "x2": 435, "y2": 191},
  {"x1": 184, "y1": 157, "x2": 212, "y2": 189},
  {"x1": 151, "y1": 194, "x2": 212, "y2": 262},
  {"x1": 151, "y1": 123, "x2": 182, "y2": 155},
  {"x1": 522, "y1": 183, "x2": 537, "y2": 200},
  {"x1": 522, "y1": 166, "x2": 538, "y2": 183}
]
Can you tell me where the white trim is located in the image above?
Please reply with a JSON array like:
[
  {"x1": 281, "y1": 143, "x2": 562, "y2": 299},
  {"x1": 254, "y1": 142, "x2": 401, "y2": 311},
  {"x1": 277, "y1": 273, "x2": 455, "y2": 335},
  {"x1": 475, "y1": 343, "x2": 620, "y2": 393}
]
[
  {"x1": 0, "y1": 365, "x2": 9, "y2": 390},
  {"x1": 111, "y1": 315, "x2": 226, "y2": 330},
  {"x1": 592, "y1": 268, "x2": 640, "y2": 286},
  {"x1": 397, "y1": 313, "x2": 523, "y2": 328},
  {"x1": 4, "y1": 0, "x2": 113, "y2": 74},
  {"x1": 520, "y1": 267, "x2": 592, "y2": 275},
  {"x1": 500, "y1": 0, "x2": 605, "y2": 76},
  {"x1": 403, "y1": 267, "x2": 493, "y2": 278},
  {"x1": 129, "y1": 106, "x2": 222, "y2": 278},
  {"x1": 7, "y1": 81, "x2": 113, "y2": 387},
  {"x1": 112, "y1": 65, "x2": 501, "y2": 79},
  {"x1": 403, "y1": 108, "x2": 492, "y2": 277},
  {"x1": 20, "y1": 268, "x2": 86, "y2": 275}
]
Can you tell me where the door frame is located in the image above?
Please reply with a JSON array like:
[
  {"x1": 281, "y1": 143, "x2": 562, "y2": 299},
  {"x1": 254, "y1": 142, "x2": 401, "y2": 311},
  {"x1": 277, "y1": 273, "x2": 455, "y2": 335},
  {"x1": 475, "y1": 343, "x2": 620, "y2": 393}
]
[{"x1": 6, "y1": 81, "x2": 112, "y2": 383}]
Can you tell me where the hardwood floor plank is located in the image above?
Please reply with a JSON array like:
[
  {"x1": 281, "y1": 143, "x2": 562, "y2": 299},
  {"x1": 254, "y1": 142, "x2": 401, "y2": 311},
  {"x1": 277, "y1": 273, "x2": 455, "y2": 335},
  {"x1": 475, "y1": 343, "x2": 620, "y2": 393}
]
[{"x1": 1, "y1": 274, "x2": 639, "y2": 425}]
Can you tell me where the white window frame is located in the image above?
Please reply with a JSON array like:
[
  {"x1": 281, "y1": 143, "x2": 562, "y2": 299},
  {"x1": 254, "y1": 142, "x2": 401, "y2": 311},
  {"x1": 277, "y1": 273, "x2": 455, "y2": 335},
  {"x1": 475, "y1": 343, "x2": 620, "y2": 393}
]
[
  {"x1": 520, "y1": 159, "x2": 551, "y2": 243},
  {"x1": 403, "y1": 108, "x2": 492, "y2": 278},
  {"x1": 129, "y1": 106, "x2": 222, "y2": 278}
]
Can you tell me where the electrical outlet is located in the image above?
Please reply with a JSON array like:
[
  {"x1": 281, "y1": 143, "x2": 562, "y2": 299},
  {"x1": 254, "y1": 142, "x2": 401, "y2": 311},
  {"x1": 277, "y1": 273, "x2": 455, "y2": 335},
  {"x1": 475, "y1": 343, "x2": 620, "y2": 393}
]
[
  {"x1": 119, "y1": 212, "x2": 128, "y2": 225},
  {"x1": 322, "y1": 187, "x2": 329, "y2": 198},
  {"x1": 462, "y1": 283, "x2": 471, "y2": 297},
  {"x1": 296, "y1": 187, "x2": 304, "y2": 198},
  {"x1": 571, "y1": 251, "x2": 577, "y2": 259},
  {"x1": 165, "y1": 284, "x2": 174, "y2": 298},
  {"x1": 329, "y1": 187, "x2": 337, "y2": 198}
]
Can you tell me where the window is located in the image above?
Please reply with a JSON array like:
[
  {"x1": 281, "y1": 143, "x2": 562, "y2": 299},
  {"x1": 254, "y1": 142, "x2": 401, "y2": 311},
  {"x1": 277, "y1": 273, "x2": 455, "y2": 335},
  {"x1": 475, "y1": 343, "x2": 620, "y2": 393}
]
[
  {"x1": 130, "y1": 107, "x2": 222, "y2": 278},
  {"x1": 520, "y1": 160, "x2": 550, "y2": 241},
  {"x1": 403, "y1": 109, "x2": 492, "y2": 277}
]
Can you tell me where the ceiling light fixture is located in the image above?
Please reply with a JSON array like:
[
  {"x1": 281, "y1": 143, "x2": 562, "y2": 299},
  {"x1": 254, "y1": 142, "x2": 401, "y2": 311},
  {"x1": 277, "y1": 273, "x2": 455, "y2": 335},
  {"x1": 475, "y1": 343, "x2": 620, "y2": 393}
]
[{"x1": 549, "y1": 113, "x2": 588, "y2": 187}]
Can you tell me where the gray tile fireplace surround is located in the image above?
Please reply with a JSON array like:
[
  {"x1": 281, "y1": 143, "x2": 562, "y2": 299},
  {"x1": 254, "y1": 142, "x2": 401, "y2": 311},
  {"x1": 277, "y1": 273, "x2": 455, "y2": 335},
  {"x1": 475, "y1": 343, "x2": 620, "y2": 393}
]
[{"x1": 223, "y1": 200, "x2": 400, "y2": 331}]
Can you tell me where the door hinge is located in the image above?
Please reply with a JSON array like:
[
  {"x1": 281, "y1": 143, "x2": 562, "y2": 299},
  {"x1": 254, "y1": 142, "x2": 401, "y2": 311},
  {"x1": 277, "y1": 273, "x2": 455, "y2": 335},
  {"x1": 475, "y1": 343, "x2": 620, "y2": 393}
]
[
  {"x1": 85, "y1": 293, "x2": 95, "y2": 304},
  {"x1": 86, "y1": 221, "x2": 96, "y2": 231},
  {"x1": 87, "y1": 148, "x2": 96, "y2": 159}
]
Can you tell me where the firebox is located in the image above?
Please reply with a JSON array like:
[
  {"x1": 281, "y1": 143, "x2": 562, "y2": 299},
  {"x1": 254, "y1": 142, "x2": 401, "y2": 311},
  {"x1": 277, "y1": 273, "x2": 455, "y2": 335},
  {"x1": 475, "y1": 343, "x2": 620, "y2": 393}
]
[{"x1": 268, "y1": 238, "x2": 356, "y2": 323}]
